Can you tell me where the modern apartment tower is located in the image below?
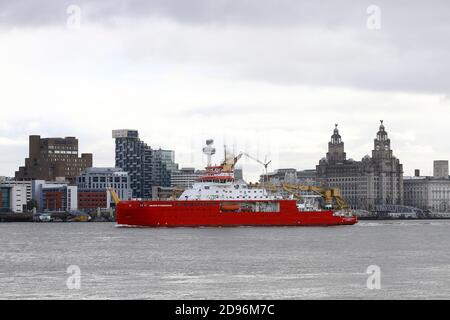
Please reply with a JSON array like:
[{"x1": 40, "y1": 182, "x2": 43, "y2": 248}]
[
  {"x1": 112, "y1": 130, "x2": 174, "y2": 199},
  {"x1": 15, "y1": 135, "x2": 93, "y2": 184}
]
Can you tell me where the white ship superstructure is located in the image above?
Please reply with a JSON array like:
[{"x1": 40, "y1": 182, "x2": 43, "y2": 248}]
[
  {"x1": 179, "y1": 180, "x2": 278, "y2": 201},
  {"x1": 179, "y1": 140, "x2": 280, "y2": 201}
]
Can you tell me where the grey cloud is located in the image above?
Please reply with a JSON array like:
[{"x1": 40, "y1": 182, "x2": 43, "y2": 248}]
[
  {"x1": 1, "y1": 1, "x2": 350, "y2": 26},
  {"x1": 0, "y1": 0, "x2": 447, "y2": 28},
  {"x1": 1, "y1": 0, "x2": 450, "y2": 94}
]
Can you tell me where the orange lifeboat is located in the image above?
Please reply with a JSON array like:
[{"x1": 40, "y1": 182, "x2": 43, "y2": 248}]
[{"x1": 220, "y1": 203, "x2": 240, "y2": 212}]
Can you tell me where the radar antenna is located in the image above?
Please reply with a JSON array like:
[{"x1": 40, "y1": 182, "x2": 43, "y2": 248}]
[{"x1": 202, "y1": 139, "x2": 216, "y2": 167}]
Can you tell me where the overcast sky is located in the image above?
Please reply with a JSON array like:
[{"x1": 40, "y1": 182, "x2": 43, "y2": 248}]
[{"x1": 1, "y1": 0, "x2": 449, "y2": 181}]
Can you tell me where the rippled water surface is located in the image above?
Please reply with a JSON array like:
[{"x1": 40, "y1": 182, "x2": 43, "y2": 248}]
[{"x1": 1, "y1": 220, "x2": 450, "y2": 299}]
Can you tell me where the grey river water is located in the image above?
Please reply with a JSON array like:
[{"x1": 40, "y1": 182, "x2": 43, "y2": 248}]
[{"x1": 1, "y1": 220, "x2": 450, "y2": 299}]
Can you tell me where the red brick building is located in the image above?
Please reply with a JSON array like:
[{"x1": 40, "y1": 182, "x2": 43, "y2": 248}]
[{"x1": 78, "y1": 191, "x2": 108, "y2": 212}]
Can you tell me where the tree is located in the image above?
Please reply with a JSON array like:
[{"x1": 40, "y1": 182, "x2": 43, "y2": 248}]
[{"x1": 27, "y1": 199, "x2": 38, "y2": 211}]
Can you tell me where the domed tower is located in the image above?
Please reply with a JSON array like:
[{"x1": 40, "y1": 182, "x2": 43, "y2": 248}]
[
  {"x1": 326, "y1": 124, "x2": 346, "y2": 163},
  {"x1": 372, "y1": 120, "x2": 393, "y2": 160}
]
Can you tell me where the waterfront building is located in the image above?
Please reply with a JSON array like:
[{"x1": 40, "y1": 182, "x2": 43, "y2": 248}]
[
  {"x1": 0, "y1": 180, "x2": 32, "y2": 203},
  {"x1": 76, "y1": 167, "x2": 132, "y2": 211},
  {"x1": 112, "y1": 129, "x2": 175, "y2": 199},
  {"x1": 15, "y1": 135, "x2": 93, "y2": 184},
  {"x1": 40, "y1": 185, "x2": 77, "y2": 212},
  {"x1": 316, "y1": 122, "x2": 403, "y2": 210},
  {"x1": 77, "y1": 191, "x2": 110, "y2": 213},
  {"x1": 404, "y1": 161, "x2": 450, "y2": 212},
  {"x1": 30, "y1": 179, "x2": 77, "y2": 212},
  {"x1": 0, "y1": 184, "x2": 27, "y2": 213}
]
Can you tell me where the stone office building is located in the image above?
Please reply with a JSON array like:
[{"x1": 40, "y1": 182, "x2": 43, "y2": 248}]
[
  {"x1": 112, "y1": 129, "x2": 176, "y2": 199},
  {"x1": 316, "y1": 121, "x2": 403, "y2": 210},
  {"x1": 15, "y1": 135, "x2": 93, "y2": 184},
  {"x1": 260, "y1": 168, "x2": 318, "y2": 186},
  {"x1": 404, "y1": 161, "x2": 450, "y2": 212}
]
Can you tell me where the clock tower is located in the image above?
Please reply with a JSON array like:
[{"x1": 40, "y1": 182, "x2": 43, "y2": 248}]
[
  {"x1": 372, "y1": 120, "x2": 393, "y2": 160},
  {"x1": 317, "y1": 121, "x2": 403, "y2": 210},
  {"x1": 326, "y1": 124, "x2": 346, "y2": 163}
]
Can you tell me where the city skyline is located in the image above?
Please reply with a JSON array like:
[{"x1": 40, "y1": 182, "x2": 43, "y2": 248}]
[
  {"x1": 3, "y1": 121, "x2": 448, "y2": 183},
  {"x1": 1, "y1": 1, "x2": 450, "y2": 181}
]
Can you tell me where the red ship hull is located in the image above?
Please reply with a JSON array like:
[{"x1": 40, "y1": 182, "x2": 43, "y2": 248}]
[{"x1": 116, "y1": 199, "x2": 357, "y2": 227}]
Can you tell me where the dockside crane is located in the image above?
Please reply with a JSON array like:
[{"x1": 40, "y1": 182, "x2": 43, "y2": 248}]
[{"x1": 241, "y1": 152, "x2": 272, "y2": 183}]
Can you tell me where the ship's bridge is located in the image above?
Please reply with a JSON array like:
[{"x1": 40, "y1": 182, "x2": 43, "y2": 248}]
[{"x1": 197, "y1": 166, "x2": 235, "y2": 183}]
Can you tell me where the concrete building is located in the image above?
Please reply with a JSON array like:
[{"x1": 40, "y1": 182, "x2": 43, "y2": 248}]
[
  {"x1": 15, "y1": 135, "x2": 93, "y2": 184},
  {"x1": 0, "y1": 180, "x2": 32, "y2": 203},
  {"x1": 77, "y1": 167, "x2": 132, "y2": 200},
  {"x1": 404, "y1": 161, "x2": 450, "y2": 212},
  {"x1": 40, "y1": 185, "x2": 77, "y2": 212},
  {"x1": 32, "y1": 180, "x2": 76, "y2": 211},
  {"x1": 316, "y1": 122, "x2": 403, "y2": 210},
  {"x1": 171, "y1": 167, "x2": 206, "y2": 188},
  {"x1": 433, "y1": 160, "x2": 449, "y2": 179},
  {"x1": 113, "y1": 129, "x2": 175, "y2": 199},
  {"x1": 0, "y1": 184, "x2": 27, "y2": 213},
  {"x1": 261, "y1": 168, "x2": 317, "y2": 186},
  {"x1": 76, "y1": 167, "x2": 132, "y2": 211}
]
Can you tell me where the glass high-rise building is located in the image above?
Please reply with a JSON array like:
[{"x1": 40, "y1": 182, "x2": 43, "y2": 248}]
[{"x1": 112, "y1": 130, "x2": 175, "y2": 199}]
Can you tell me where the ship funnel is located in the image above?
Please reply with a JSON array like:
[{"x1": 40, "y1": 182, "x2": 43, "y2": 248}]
[{"x1": 202, "y1": 139, "x2": 216, "y2": 166}]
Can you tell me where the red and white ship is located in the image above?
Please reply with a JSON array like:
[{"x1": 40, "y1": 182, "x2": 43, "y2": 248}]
[{"x1": 115, "y1": 140, "x2": 357, "y2": 227}]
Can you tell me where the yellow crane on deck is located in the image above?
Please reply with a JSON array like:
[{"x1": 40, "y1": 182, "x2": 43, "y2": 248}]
[
  {"x1": 281, "y1": 184, "x2": 349, "y2": 210},
  {"x1": 108, "y1": 188, "x2": 121, "y2": 206},
  {"x1": 248, "y1": 183, "x2": 349, "y2": 210}
]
